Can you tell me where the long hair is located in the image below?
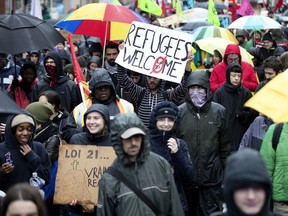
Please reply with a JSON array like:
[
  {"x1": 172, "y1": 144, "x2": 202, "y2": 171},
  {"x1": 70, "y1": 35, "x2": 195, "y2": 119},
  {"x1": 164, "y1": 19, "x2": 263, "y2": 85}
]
[{"x1": 0, "y1": 183, "x2": 48, "y2": 216}]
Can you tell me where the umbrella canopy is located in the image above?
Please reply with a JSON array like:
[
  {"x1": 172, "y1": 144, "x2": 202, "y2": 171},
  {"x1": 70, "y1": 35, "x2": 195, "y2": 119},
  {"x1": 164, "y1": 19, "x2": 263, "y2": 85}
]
[
  {"x1": 245, "y1": 72, "x2": 288, "y2": 123},
  {"x1": 228, "y1": 15, "x2": 282, "y2": 30},
  {"x1": 195, "y1": 37, "x2": 254, "y2": 65},
  {"x1": 189, "y1": 26, "x2": 238, "y2": 43},
  {"x1": 0, "y1": 13, "x2": 65, "y2": 55},
  {"x1": 177, "y1": 21, "x2": 212, "y2": 32},
  {"x1": 0, "y1": 90, "x2": 22, "y2": 115},
  {"x1": 181, "y1": 8, "x2": 208, "y2": 23},
  {"x1": 55, "y1": 3, "x2": 148, "y2": 42}
]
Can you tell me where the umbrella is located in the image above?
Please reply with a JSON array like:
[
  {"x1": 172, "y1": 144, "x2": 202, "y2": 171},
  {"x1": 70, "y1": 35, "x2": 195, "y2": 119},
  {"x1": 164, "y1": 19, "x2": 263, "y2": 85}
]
[
  {"x1": 0, "y1": 13, "x2": 65, "y2": 55},
  {"x1": 228, "y1": 15, "x2": 282, "y2": 30},
  {"x1": 245, "y1": 72, "x2": 288, "y2": 123},
  {"x1": 177, "y1": 21, "x2": 212, "y2": 32},
  {"x1": 181, "y1": 8, "x2": 208, "y2": 23},
  {"x1": 0, "y1": 90, "x2": 22, "y2": 115},
  {"x1": 55, "y1": 3, "x2": 149, "y2": 42},
  {"x1": 195, "y1": 37, "x2": 254, "y2": 65},
  {"x1": 190, "y1": 26, "x2": 238, "y2": 43}
]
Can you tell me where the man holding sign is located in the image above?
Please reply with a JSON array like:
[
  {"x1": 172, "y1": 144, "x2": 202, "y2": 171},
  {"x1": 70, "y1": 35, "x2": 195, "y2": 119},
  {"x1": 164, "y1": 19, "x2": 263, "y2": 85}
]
[
  {"x1": 97, "y1": 112, "x2": 184, "y2": 216},
  {"x1": 116, "y1": 22, "x2": 194, "y2": 127}
]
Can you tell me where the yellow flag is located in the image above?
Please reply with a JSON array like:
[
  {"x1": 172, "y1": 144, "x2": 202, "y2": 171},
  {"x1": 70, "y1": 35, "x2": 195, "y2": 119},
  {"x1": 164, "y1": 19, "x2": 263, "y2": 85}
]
[
  {"x1": 138, "y1": 0, "x2": 163, "y2": 16},
  {"x1": 112, "y1": 0, "x2": 122, "y2": 5},
  {"x1": 208, "y1": 0, "x2": 220, "y2": 26},
  {"x1": 174, "y1": 0, "x2": 183, "y2": 18}
]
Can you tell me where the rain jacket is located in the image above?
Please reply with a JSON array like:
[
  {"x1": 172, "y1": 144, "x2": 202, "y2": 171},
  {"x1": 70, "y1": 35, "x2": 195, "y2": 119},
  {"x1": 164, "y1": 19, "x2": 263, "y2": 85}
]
[
  {"x1": 213, "y1": 63, "x2": 253, "y2": 150},
  {"x1": 210, "y1": 44, "x2": 258, "y2": 93},
  {"x1": 32, "y1": 52, "x2": 82, "y2": 113},
  {"x1": 178, "y1": 70, "x2": 232, "y2": 186},
  {"x1": 223, "y1": 149, "x2": 274, "y2": 216},
  {"x1": 97, "y1": 112, "x2": 184, "y2": 216},
  {"x1": 0, "y1": 112, "x2": 50, "y2": 192},
  {"x1": 239, "y1": 116, "x2": 273, "y2": 151},
  {"x1": 70, "y1": 104, "x2": 111, "y2": 146},
  {"x1": 72, "y1": 68, "x2": 134, "y2": 127},
  {"x1": 149, "y1": 101, "x2": 194, "y2": 213},
  {"x1": 117, "y1": 64, "x2": 189, "y2": 127},
  {"x1": 260, "y1": 123, "x2": 288, "y2": 202}
]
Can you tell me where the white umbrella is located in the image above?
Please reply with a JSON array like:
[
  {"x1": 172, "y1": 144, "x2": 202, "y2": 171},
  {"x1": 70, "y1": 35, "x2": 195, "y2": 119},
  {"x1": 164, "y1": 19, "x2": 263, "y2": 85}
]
[{"x1": 228, "y1": 15, "x2": 282, "y2": 30}]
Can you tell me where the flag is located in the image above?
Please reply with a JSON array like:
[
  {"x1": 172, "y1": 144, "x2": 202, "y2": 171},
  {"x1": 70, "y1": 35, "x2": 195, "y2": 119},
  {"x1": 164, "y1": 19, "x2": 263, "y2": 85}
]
[
  {"x1": 208, "y1": 0, "x2": 220, "y2": 26},
  {"x1": 274, "y1": 0, "x2": 283, "y2": 12},
  {"x1": 112, "y1": 0, "x2": 122, "y2": 5},
  {"x1": 67, "y1": 34, "x2": 90, "y2": 101},
  {"x1": 237, "y1": 0, "x2": 255, "y2": 16},
  {"x1": 30, "y1": 0, "x2": 43, "y2": 19},
  {"x1": 173, "y1": 0, "x2": 183, "y2": 18},
  {"x1": 138, "y1": 0, "x2": 163, "y2": 16}
]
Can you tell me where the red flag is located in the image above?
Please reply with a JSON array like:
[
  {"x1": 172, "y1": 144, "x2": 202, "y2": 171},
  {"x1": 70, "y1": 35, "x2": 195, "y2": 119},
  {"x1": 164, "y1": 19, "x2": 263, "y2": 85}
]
[
  {"x1": 67, "y1": 34, "x2": 90, "y2": 100},
  {"x1": 274, "y1": 0, "x2": 283, "y2": 12}
]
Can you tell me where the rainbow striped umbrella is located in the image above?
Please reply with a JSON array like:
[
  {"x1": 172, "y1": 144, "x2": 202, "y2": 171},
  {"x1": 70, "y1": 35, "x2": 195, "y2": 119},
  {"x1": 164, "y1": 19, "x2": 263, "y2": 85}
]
[
  {"x1": 55, "y1": 3, "x2": 148, "y2": 42},
  {"x1": 190, "y1": 26, "x2": 238, "y2": 43}
]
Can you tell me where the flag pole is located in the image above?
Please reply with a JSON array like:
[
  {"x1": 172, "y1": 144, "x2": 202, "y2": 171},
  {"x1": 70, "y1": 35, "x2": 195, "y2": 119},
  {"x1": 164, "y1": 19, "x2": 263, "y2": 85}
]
[{"x1": 102, "y1": 21, "x2": 109, "y2": 67}]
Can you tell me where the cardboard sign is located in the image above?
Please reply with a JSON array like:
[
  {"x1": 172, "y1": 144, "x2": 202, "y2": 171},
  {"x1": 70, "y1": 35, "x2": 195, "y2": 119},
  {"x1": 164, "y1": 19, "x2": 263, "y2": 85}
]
[
  {"x1": 54, "y1": 145, "x2": 116, "y2": 209},
  {"x1": 116, "y1": 21, "x2": 193, "y2": 83}
]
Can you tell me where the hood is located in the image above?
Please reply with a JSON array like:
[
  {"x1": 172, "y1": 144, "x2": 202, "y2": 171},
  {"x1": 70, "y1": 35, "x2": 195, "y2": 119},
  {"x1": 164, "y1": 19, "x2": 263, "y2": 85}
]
[
  {"x1": 224, "y1": 149, "x2": 271, "y2": 216},
  {"x1": 148, "y1": 101, "x2": 179, "y2": 134},
  {"x1": 83, "y1": 104, "x2": 110, "y2": 132},
  {"x1": 43, "y1": 52, "x2": 65, "y2": 77},
  {"x1": 224, "y1": 44, "x2": 242, "y2": 64},
  {"x1": 4, "y1": 111, "x2": 36, "y2": 149},
  {"x1": 225, "y1": 62, "x2": 242, "y2": 85},
  {"x1": 187, "y1": 70, "x2": 210, "y2": 97},
  {"x1": 111, "y1": 113, "x2": 150, "y2": 166},
  {"x1": 88, "y1": 68, "x2": 116, "y2": 97}
]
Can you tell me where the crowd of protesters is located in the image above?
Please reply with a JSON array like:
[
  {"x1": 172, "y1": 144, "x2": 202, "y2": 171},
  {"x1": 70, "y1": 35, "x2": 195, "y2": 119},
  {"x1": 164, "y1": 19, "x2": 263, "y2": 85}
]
[{"x1": 1, "y1": 2, "x2": 288, "y2": 216}]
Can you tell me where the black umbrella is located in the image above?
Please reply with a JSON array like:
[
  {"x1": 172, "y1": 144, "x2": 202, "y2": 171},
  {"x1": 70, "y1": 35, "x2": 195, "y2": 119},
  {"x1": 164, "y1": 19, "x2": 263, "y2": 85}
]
[
  {"x1": 0, "y1": 90, "x2": 22, "y2": 115},
  {"x1": 181, "y1": 21, "x2": 212, "y2": 31},
  {"x1": 0, "y1": 12, "x2": 65, "y2": 55}
]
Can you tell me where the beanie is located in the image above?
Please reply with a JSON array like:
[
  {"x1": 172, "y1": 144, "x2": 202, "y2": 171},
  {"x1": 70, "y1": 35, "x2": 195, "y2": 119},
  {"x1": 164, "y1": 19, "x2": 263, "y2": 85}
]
[
  {"x1": 89, "y1": 56, "x2": 101, "y2": 66},
  {"x1": 156, "y1": 107, "x2": 177, "y2": 120},
  {"x1": 262, "y1": 32, "x2": 273, "y2": 42},
  {"x1": 26, "y1": 102, "x2": 54, "y2": 125},
  {"x1": 77, "y1": 56, "x2": 87, "y2": 68},
  {"x1": 11, "y1": 114, "x2": 35, "y2": 128},
  {"x1": 64, "y1": 64, "x2": 74, "y2": 76}
]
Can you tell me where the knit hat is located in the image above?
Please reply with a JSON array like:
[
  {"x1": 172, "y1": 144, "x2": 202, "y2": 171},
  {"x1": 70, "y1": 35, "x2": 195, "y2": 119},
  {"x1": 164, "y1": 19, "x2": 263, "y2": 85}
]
[
  {"x1": 11, "y1": 114, "x2": 35, "y2": 128},
  {"x1": 156, "y1": 107, "x2": 177, "y2": 120},
  {"x1": 63, "y1": 64, "x2": 74, "y2": 76},
  {"x1": 89, "y1": 56, "x2": 101, "y2": 66},
  {"x1": 26, "y1": 102, "x2": 54, "y2": 125},
  {"x1": 262, "y1": 32, "x2": 273, "y2": 42},
  {"x1": 77, "y1": 56, "x2": 87, "y2": 68}
]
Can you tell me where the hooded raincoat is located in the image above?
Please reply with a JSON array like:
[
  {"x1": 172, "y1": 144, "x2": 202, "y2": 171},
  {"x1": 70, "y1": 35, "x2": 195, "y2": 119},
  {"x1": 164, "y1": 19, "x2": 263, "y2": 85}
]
[
  {"x1": 210, "y1": 44, "x2": 258, "y2": 93},
  {"x1": 97, "y1": 112, "x2": 184, "y2": 216},
  {"x1": 32, "y1": 52, "x2": 81, "y2": 113}
]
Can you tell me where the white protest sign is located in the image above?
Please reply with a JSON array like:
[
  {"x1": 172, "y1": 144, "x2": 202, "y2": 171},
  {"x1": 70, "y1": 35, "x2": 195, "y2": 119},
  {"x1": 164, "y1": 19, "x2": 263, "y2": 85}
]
[{"x1": 116, "y1": 21, "x2": 193, "y2": 83}]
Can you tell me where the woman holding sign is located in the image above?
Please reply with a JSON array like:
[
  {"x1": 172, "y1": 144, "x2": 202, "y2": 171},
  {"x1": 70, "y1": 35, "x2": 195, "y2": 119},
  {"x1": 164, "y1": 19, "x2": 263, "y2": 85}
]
[{"x1": 69, "y1": 104, "x2": 111, "y2": 216}]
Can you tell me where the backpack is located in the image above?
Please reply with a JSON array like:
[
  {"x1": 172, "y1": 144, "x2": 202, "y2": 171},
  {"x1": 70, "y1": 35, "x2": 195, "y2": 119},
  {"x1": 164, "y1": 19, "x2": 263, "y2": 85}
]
[{"x1": 272, "y1": 123, "x2": 284, "y2": 151}]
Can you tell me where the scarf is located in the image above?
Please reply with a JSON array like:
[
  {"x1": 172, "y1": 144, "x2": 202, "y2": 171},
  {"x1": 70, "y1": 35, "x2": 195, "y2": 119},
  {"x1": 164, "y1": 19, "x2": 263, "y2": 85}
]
[
  {"x1": 46, "y1": 65, "x2": 57, "y2": 87},
  {"x1": 189, "y1": 89, "x2": 207, "y2": 108}
]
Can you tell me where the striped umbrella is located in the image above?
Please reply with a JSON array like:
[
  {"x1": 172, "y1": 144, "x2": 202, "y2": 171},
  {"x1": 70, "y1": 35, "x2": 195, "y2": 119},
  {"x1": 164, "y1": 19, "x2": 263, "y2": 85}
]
[{"x1": 190, "y1": 26, "x2": 238, "y2": 43}]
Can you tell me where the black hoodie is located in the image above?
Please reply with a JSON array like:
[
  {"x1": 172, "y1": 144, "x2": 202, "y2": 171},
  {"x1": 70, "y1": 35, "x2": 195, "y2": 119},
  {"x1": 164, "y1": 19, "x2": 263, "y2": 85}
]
[
  {"x1": 223, "y1": 149, "x2": 273, "y2": 216},
  {"x1": 0, "y1": 112, "x2": 50, "y2": 192}
]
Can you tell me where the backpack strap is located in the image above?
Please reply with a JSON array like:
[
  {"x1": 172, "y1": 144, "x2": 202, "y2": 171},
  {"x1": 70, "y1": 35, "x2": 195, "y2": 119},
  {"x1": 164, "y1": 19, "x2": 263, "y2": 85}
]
[
  {"x1": 106, "y1": 167, "x2": 162, "y2": 216},
  {"x1": 272, "y1": 123, "x2": 284, "y2": 151}
]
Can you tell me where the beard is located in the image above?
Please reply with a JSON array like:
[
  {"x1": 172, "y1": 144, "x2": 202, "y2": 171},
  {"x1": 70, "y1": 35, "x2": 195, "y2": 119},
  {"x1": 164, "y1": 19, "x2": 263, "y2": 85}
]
[{"x1": 108, "y1": 60, "x2": 116, "y2": 66}]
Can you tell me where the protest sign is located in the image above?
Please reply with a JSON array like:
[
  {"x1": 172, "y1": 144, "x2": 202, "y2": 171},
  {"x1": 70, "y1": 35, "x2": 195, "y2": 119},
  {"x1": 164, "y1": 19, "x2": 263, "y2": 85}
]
[
  {"x1": 54, "y1": 145, "x2": 116, "y2": 210},
  {"x1": 116, "y1": 21, "x2": 193, "y2": 83}
]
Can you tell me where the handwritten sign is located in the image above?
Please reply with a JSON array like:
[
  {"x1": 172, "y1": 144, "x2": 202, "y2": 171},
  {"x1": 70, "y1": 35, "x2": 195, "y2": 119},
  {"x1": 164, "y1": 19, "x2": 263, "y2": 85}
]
[
  {"x1": 54, "y1": 145, "x2": 116, "y2": 211},
  {"x1": 116, "y1": 21, "x2": 193, "y2": 83}
]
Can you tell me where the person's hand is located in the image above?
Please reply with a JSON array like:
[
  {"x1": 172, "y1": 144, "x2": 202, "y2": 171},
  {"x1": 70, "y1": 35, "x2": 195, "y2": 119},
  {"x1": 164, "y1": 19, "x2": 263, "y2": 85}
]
[
  {"x1": 185, "y1": 50, "x2": 194, "y2": 72},
  {"x1": 119, "y1": 42, "x2": 125, "y2": 50},
  {"x1": 69, "y1": 199, "x2": 78, "y2": 206},
  {"x1": 167, "y1": 138, "x2": 179, "y2": 154},
  {"x1": 20, "y1": 144, "x2": 31, "y2": 156},
  {"x1": 0, "y1": 162, "x2": 14, "y2": 174},
  {"x1": 0, "y1": 123, "x2": 6, "y2": 134}
]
